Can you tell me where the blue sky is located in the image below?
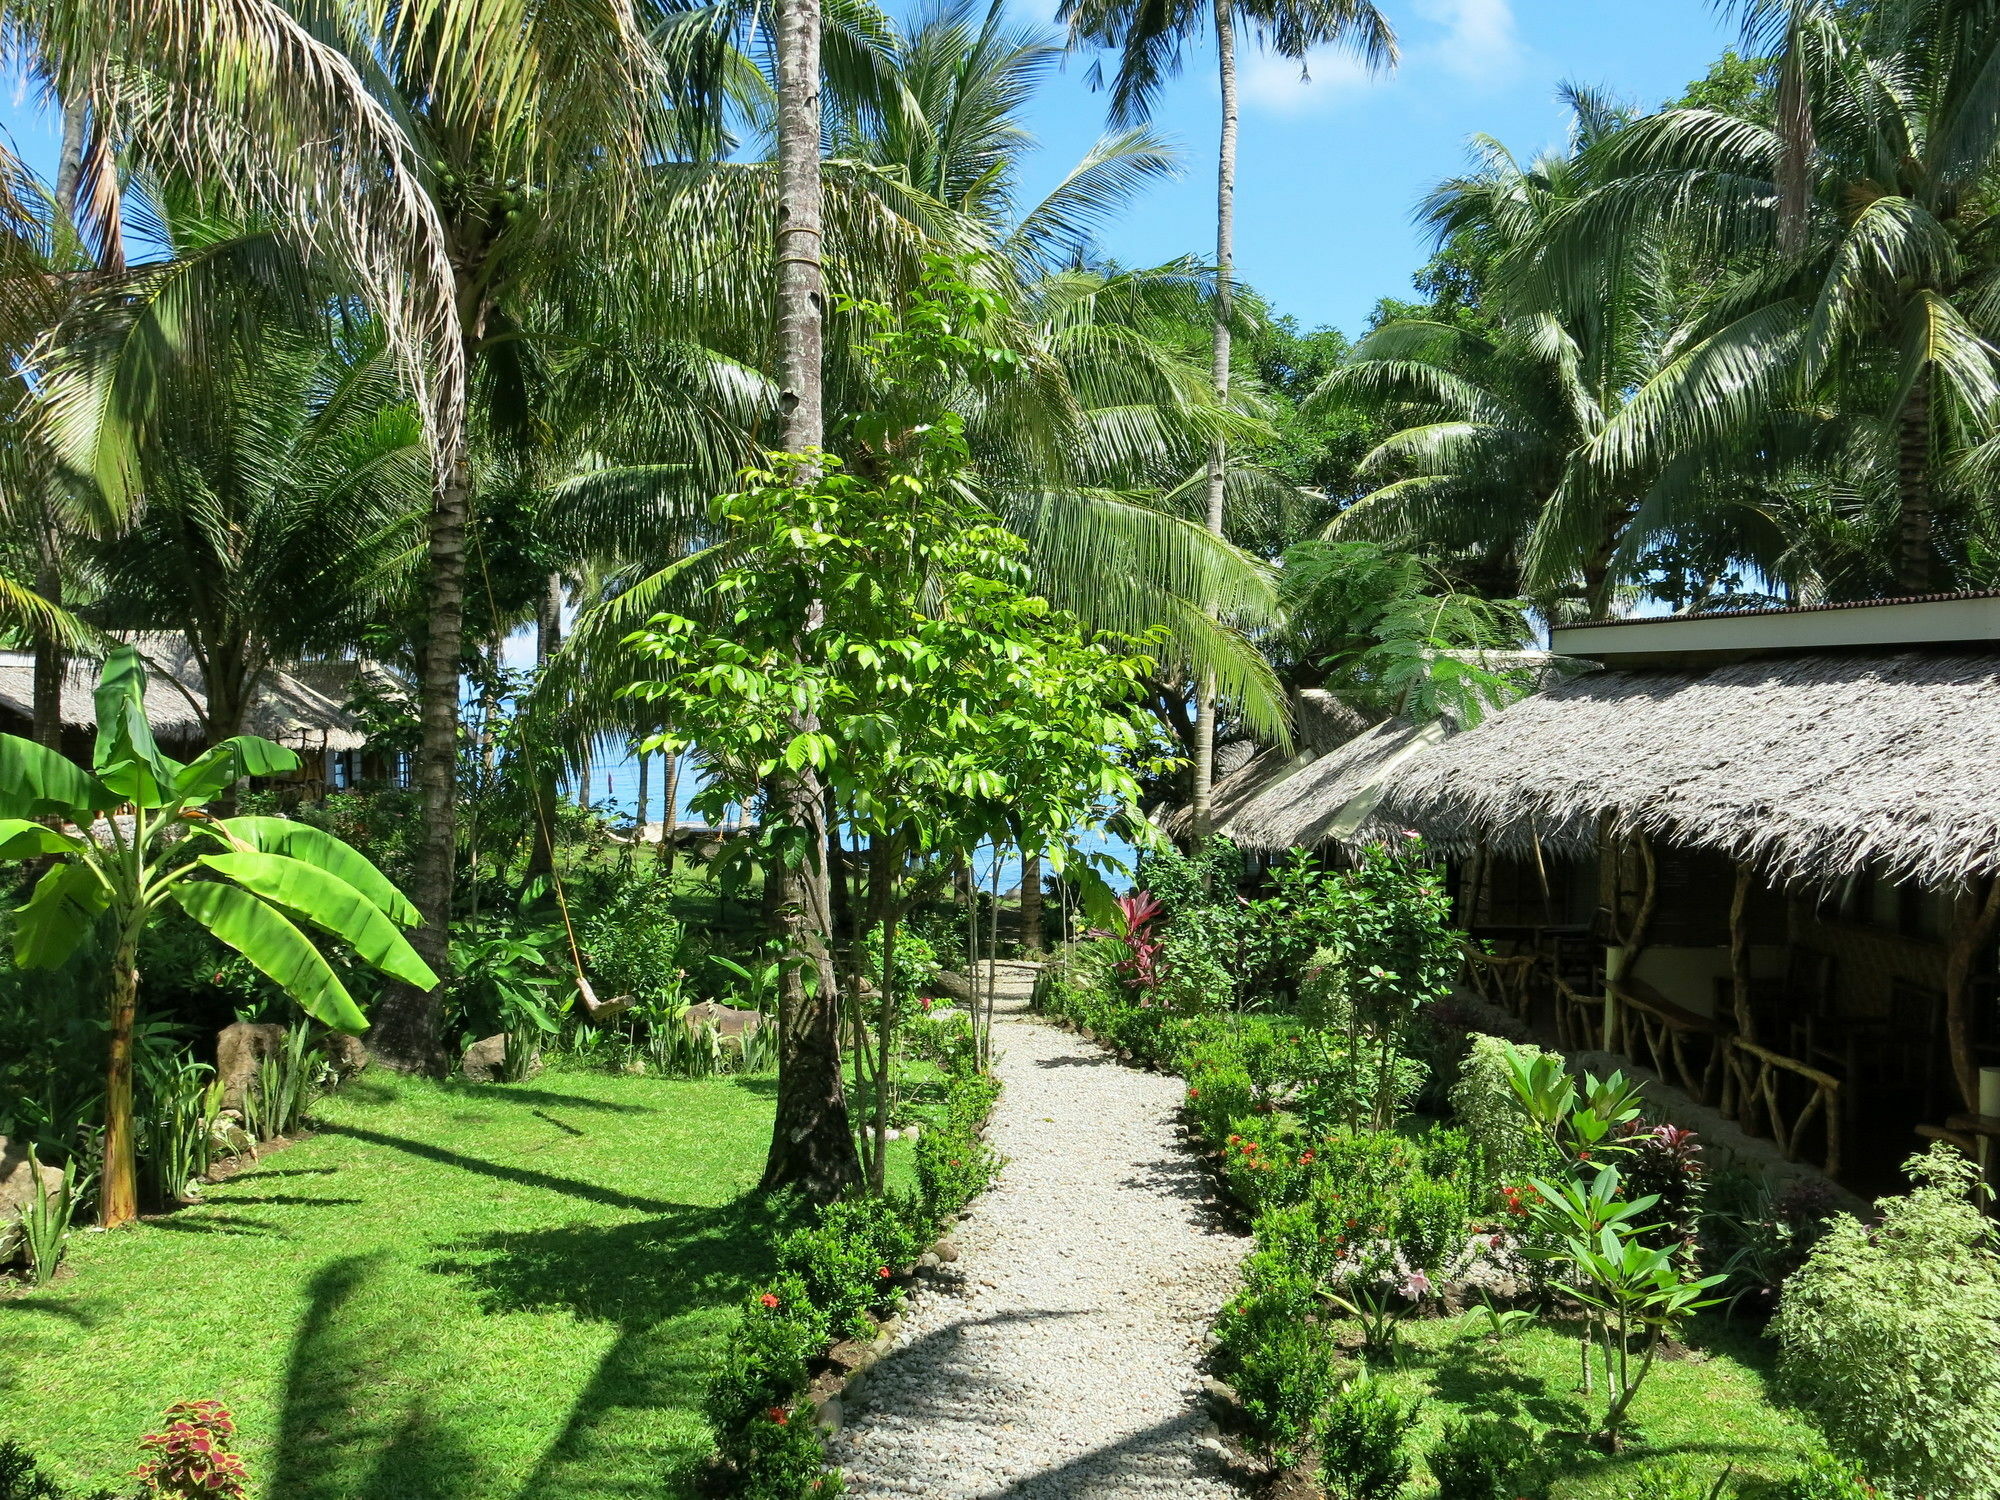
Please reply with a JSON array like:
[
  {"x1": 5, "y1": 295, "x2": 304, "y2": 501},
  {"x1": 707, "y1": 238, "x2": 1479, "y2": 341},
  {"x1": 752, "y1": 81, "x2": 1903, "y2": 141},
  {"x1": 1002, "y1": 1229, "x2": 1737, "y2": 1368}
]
[
  {"x1": 0, "y1": 3, "x2": 1742, "y2": 336},
  {"x1": 1005, "y1": 0, "x2": 1741, "y2": 333}
]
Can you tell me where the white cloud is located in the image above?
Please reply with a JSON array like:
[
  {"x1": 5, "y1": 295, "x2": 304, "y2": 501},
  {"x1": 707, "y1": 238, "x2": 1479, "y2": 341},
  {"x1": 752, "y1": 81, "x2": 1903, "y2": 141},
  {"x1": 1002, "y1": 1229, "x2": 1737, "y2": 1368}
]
[
  {"x1": 1414, "y1": 0, "x2": 1522, "y2": 85},
  {"x1": 1234, "y1": 0, "x2": 1520, "y2": 117},
  {"x1": 1239, "y1": 47, "x2": 1379, "y2": 114}
]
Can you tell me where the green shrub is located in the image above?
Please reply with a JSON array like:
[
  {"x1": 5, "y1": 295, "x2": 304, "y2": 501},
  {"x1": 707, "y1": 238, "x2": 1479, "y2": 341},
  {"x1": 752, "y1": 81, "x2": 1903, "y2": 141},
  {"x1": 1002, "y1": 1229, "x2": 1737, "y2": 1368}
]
[
  {"x1": 915, "y1": 1125, "x2": 998, "y2": 1223},
  {"x1": 1775, "y1": 1144, "x2": 2000, "y2": 1499},
  {"x1": 1183, "y1": 1047, "x2": 1256, "y2": 1144},
  {"x1": 702, "y1": 1275, "x2": 836, "y2": 1496},
  {"x1": 1450, "y1": 1033, "x2": 1563, "y2": 1205},
  {"x1": 1221, "y1": 1117, "x2": 1313, "y2": 1214},
  {"x1": 1321, "y1": 1377, "x2": 1419, "y2": 1500},
  {"x1": 1212, "y1": 1251, "x2": 1343, "y2": 1465},
  {"x1": 0, "y1": 1440, "x2": 122, "y2": 1500},
  {"x1": 1424, "y1": 1416, "x2": 1544, "y2": 1500},
  {"x1": 1768, "y1": 1457, "x2": 1875, "y2": 1500},
  {"x1": 575, "y1": 868, "x2": 688, "y2": 1009},
  {"x1": 1393, "y1": 1171, "x2": 1469, "y2": 1280}
]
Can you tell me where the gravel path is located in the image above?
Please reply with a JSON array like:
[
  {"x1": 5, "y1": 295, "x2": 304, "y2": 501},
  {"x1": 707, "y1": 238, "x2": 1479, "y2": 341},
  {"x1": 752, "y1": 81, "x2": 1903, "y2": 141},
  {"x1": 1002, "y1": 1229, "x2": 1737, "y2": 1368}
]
[{"x1": 831, "y1": 965, "x2": 1250, "y2": 1499}]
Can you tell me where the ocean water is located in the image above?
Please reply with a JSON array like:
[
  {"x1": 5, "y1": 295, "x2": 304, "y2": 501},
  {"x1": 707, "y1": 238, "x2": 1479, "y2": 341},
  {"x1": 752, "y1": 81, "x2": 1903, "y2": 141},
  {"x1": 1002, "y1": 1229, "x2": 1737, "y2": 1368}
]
[{"x1": 573, "y1": 746, "x2": 1138, "y2": 893}]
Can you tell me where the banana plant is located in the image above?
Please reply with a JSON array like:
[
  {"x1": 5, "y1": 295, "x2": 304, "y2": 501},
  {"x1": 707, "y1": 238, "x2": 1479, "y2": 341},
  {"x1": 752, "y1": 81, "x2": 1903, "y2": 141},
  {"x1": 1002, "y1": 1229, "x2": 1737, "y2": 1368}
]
[{"x1": 0, "y1": 646, "x2": 437, "y2": 1228}]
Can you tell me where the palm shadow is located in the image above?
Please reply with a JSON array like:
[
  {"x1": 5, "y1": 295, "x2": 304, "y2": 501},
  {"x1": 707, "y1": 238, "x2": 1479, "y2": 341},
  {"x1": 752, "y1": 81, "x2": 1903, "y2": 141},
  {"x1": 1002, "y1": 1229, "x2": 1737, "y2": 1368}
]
[
  {"x1": 432, "y1": 1193, "x2": 799, "y2": 1500},
  {"x1": 269, "y1": 1254, "x2": 484, "y2": 1500},
  {"x1": 317, "y1": 1123, "x2": 679, "y2": 1214}
]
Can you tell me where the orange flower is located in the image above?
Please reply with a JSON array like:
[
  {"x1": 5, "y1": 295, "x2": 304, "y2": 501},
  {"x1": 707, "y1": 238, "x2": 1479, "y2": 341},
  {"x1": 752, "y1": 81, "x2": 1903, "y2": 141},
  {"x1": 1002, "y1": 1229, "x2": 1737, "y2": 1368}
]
[{"x1": 760, "y1": 1293, "x2": 781, "y2": 1309}]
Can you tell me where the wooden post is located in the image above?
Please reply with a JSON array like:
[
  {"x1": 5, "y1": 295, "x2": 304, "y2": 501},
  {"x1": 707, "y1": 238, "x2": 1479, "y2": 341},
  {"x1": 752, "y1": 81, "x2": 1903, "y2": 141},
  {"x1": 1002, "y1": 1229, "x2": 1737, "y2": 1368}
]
[
  {"x1": 1729, "y1": 861, "x2": 1756, "y2": 1042},
  {"x1": 1608, "y1": 832, "x2": 1656, "y2": 1053},
  {"x1": 1945, "y1": 876, "x2": 2000, "y2": 1113}
]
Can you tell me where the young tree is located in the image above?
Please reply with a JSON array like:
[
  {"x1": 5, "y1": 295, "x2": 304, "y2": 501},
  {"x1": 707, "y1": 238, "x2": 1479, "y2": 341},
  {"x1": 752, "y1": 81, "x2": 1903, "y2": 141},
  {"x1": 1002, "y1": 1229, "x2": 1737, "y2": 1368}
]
[
  {"x1": 1058, "y1": 0, "x2": 1395, "y2": 834},
  {"x1": 0, "y1": 648, "x2": 436, "y2": 1227},
  {"x1": 627, "y1": 261, "x2": 1162, "y2": 1195}
]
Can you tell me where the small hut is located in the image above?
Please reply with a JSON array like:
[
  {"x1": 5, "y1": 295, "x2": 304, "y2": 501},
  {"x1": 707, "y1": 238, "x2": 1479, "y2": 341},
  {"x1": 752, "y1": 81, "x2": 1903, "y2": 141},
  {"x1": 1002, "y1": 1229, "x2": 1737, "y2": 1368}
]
[
  {"x1": 1364, "y1": 592, "x2": 2000, "y2": 1190},
  {"x1": 0, "y1": 636, "x2": 408, "y2": 794}
]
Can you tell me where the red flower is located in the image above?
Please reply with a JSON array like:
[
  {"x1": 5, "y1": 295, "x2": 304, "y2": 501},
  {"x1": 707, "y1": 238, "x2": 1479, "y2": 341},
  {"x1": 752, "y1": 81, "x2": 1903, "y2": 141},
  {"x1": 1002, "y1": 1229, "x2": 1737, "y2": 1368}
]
[
  {"x1": 1188, "y1": 1088, "x2": 1200, "y2": 1099},
  {"x1": 877, "y1": 1266, "x2": 891, "y2": 1279},
  {"x1": 1300, "y1": 1150, "x2": 1316, "y2": 1165},
  {"x1": 768, "y1": 1407, "x2": 789, "y2": 1426},
  {"x1": 760, "y1": 1293, "x2": 781, "y2": 1309}
]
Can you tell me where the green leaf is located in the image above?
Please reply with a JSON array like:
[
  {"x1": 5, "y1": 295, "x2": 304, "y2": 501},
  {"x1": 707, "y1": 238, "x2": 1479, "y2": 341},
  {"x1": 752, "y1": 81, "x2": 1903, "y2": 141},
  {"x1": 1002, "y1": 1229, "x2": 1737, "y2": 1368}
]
[
  {"x1": 0, "y1": 819, "x2": 88, "y2": 860},
  {"x1": 170, "y1": 881, "x2": 368, "y2": 1034},
  {"x1": 14, "y1": 862, "x2": 111, "y2": 969},
  {"x1": 92, "y1": 647, "x2": 180, "y2": 808},
  {"x1": 0, "y1": 734, "x2": 121, "y2": 820},
  {"x1": 175, "y1": 737, "x2": 303, "y2": 805},
  {"x1": 197, "y1": 852, "x2": 437, "y2": 989},
  {"x1": 201, "y1": 817, "x2": 419, "y2": 926}
]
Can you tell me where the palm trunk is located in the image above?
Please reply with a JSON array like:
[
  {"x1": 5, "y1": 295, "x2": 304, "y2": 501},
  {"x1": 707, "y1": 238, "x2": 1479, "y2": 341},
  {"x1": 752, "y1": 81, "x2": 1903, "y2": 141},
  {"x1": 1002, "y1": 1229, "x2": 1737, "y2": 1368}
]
[
  {"x1": 659, "y1": 748, "x2": 681, "y2": 870},
  {"x1": 635, "y1": 746, "x2": 650, "y2": 837},
  {"x1": 870, "y1": 836, "x2": 900, "y2": 1193},
  {"x1": 371, "y1": 429, "x2": 472, "y2": 1070},
  {"x1": 1019, "y1": 848, "x2": 1043, "y2": 954},
  {"x1": 101, "y1": 935, "x2": 140, "y2": 1228},
  {"x1": 1897, "y1": 370, "x2": 1935, "y2": 594},
  {"x1": 31, "y1": 554, "x2": 63, "y2": 752},
  {"x1": 761, "y1": 0, "x2": 859, "y2": 1201},
  {"x1": 1189, "y1": 0, "x2": 1240, "y2": 842}
]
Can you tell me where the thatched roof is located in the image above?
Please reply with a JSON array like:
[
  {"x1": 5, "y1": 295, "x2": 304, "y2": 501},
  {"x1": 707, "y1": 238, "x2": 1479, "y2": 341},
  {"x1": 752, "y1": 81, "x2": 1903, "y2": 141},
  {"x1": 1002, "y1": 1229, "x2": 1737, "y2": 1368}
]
[
  {"x1": 0, "y1": 636, "x2": 392, "y2": 753},
  {"x1": 1159, "y1": 690, "x2": 1378, "y2": 840},
  {"x1": 1369, "y1": 651, "x2": 2000, "y2": 888},
  {"x1": 1221, "y1": 718, "x2": 1454, "y2": 853}
]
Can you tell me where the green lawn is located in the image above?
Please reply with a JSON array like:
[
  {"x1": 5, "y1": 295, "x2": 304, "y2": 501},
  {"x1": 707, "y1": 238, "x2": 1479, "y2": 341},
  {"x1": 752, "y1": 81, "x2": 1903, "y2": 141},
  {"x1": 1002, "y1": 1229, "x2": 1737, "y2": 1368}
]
[
  {"x1": 1374, "y1": 1311, "x2": 1831, "y2": 1496},
  {"x1": 0, "y1": 1066, "x2": 898, "y2": 1500}
]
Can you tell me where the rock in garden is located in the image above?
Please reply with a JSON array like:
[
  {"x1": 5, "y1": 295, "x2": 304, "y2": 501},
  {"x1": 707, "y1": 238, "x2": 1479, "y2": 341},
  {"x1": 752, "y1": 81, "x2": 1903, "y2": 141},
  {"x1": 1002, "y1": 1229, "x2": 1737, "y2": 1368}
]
[
  {"x1": 318, "y1": 1031, "x2": 369, "y2": 1084},
  {"x1": 460, "y1": 1034, "x2": 540, "y2": 1083},
  {"x1": 929, "y1": 1238, "x2": 960, "y2": 1263},
  {"x1": 814, "y1": 1396, "x2": 844, "y2": 1433},
  {"x1": 215, "y1": 1022, "x2": 286, "y2": 1112},
  {"x1": 932, "y1": 969, "x2": 977, "y2": 1003},
  {"x1": 0, "y1": 1136, "x2": 65, "y2": 1264},
  {"x1": 681, "y1": 1002, "x2": 765, "y2": 1038}
]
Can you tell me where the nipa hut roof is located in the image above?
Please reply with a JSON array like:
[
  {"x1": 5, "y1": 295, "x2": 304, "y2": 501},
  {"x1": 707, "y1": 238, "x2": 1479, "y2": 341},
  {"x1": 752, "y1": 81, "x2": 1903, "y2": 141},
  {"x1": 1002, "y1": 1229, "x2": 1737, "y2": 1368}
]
[
  {"x1": 1158, "y1": 690, "x2": 1378, "y2": 841},
  {"x1": 0, "y1": 635, "x2": 389, "y2": 753},
  {"x1": 1367, "y1": 650, "x2": 2000, "y2": 888},
  {"x1": 1220, "y1": 718, "x2": 1454, "y2": 853}
]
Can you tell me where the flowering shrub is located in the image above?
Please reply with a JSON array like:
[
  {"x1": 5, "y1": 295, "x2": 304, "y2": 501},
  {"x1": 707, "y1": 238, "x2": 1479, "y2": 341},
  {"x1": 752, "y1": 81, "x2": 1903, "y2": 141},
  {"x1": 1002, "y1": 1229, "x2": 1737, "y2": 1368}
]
[{"x1": 133, "y1": 1401, "x2": 250, "y2": 1499}]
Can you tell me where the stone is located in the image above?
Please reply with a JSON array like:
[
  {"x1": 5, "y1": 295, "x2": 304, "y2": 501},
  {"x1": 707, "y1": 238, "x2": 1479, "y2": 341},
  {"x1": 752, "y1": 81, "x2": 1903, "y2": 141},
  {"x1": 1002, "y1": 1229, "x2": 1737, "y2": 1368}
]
[
  {"x1": 318, "y1": 1030, "x2": 369, "y2": 1084},
  {"x1": 0, "y1": 1136, "x2": 65, "y2": 1264},
  {"x1": 460, "y1": 1034, "x2": 540, "y2": 1083},
  {"x1": 215, "y1": 1021, "x2": 286, "y2": 1113},
  {"x1": 903, "y1": 1124, "x2": 921, "y2": 1142},
  {"x1": 814, "y1": 1396, "x2": 844, "y2": 1433},
  {"x1": 916, "y1": 1252, "x2": 941, "y2": 1271},
  {"x1": 682, "y1": 1002, "x2": 766, "y2": 1038},
  {"x1": 929, "y1": 1239, "x2": 960, "y2": 1263},
  {"x1": 932, "y1": 969, "x2": 977, "y2": 1004}
]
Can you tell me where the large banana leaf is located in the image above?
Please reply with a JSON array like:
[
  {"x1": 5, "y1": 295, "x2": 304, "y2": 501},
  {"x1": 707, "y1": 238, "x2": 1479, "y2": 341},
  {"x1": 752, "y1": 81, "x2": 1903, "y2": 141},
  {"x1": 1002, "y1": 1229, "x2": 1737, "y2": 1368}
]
[
  {"x1": 15, "y1": 862, "x2": 111, "y2": 969},
  {"x1": 93, "y1": 647, "x2": 183, "y2": 808},
  {"x1": 0, "y1": 819, "x2": 88, "y2": 861},
  {"x1": 171, "y1": 880, "x2": 368, "y2": 1034},
  {"x1": 197, "y1": 852, "x2": 436, "y2": 989},
  {"x1": 176, "y1": 736, "x2": 303, "y2": 805},
  {"x1": 201, "y1": 817, "x2": 420, "y2": 926},
  {"x1": 0, "y1": 734, "x2": 122, "y2": 819}
]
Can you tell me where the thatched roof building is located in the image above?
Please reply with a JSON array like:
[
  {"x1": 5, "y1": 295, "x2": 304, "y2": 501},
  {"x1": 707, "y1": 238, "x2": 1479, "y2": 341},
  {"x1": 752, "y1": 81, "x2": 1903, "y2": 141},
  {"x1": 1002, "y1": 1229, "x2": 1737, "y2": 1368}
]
[
  {"x1": 1371, "y1": 606, "x2": 2000, "y2": 890},
  {"x1": 0, "y1": 636, "x2": 398, "y2": 754},
  {"x1": 1222, "y1": 718, "x2": 1453, "y2": 853}
]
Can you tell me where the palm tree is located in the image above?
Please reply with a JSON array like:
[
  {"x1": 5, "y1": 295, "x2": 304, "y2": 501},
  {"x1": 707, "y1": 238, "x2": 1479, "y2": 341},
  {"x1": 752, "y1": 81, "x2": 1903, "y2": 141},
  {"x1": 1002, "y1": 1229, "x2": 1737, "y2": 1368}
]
[
  {"x1": 51, "y1": 226, "x2": 428, "y2": 746},
  {"x1": 1057, "y1": 0, "x2": 1393, "y2": 834},
  {"x1": 1315, "y1": 91, "x2": 1734, "y2": 617},
  {"x1": 1538, "y1": 0, "x2": 2000, "y2": 595}
]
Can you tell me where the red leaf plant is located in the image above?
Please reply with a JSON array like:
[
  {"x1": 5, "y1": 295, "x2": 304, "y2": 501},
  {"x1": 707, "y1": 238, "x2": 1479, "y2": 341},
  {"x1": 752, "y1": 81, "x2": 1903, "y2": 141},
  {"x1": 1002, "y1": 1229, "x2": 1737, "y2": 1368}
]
[
  {"x1": 133, "y1": 1400, "x2": 250, "y2": 1499},
  {"x1": 1088, "y1": 891, "x2": 1167, "y2": 998}
]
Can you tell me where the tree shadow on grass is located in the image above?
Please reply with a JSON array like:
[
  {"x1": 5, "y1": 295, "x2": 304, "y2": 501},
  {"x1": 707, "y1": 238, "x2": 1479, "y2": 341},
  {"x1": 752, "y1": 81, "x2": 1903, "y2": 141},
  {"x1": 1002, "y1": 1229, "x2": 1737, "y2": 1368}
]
[
  {"x1": 430, "y1": 1193, "x2": 798, "y2": 1500},
  {"x1": 438, "y1": 1083, "x2": 658, "y2": 1115},
  {"x1": 317, "y1": 1123, "x2": 680, "y2": 1214},
  {"x1": 1421, "y1": 1331, "x2": 1804, "y2": 1490},
  {"x1": 269, "y1": 1254, "x2": 484, "y2": 1500}
]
